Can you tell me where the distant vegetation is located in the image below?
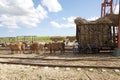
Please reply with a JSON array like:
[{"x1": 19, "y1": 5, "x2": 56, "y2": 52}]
[
  {"x1": 0, "y1": 36, "x2": 75, "y2": 42},
  {"x1": 36, "y1": 36, "x2": 52, "y2": 42},
  {"x1": 0, "y1": 36, "x2": 51, "y2": 42}
]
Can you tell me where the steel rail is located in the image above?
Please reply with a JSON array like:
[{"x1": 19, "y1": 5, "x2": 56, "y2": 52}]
[{"x1": 0, "y1": 56, "x2": 120, "y2": 69}]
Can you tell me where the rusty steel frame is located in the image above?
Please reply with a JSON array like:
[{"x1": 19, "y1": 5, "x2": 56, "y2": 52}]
[{"x1": 101, "y1": 0, "x2": 113, "y2": 17}]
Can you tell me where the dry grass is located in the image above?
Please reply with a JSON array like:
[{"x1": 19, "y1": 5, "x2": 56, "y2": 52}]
[{"x1": 75, "y1": 14, "x2": 118, "y2": 26}]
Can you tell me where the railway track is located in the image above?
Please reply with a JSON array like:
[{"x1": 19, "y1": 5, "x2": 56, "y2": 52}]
[
  {"x1": 0, "y1": 56, "x2": 120, "y2": 69},
  {"x1": 0, "y1": 46, "x2": 120, "y2": 69}
]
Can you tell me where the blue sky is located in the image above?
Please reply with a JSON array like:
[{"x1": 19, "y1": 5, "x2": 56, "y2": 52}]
[{"x1": 0, "y1": 0, "x2": 119, "y2": 37}]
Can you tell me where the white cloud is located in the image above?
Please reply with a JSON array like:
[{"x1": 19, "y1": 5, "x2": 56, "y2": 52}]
[
  {"x1": 0, "y1": 0, "x2": 48, "y2": 29},
  {"x1": 0, "y1": 15, "x2": 20, "y2": 28},
  {"x1": 50, "y1": 16, "x2": 76, "y2": 28},
  {"x1": 41, "y1": 0, "x2": 62, "y2": 12},
  {"x1": 67, "y1": 17, "x2": 76, "y2": 23},
  {"x1": 87, "y1": 16, "x2": 99, "y2": 21},
  {"x1": 50, "y1": 21, "x2": 60, "y2": 28}
]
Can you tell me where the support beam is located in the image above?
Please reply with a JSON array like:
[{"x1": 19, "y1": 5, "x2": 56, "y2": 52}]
[{"x1": 113, "y1": 0, "x2": 120, "y2": 56}]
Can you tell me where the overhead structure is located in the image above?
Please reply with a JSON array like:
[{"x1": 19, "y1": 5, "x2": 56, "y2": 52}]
[{"x1": 101, "y1": 0, "x2": 113, "y2": 17}]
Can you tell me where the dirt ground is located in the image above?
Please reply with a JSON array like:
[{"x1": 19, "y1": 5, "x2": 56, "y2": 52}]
[
  {"x1": 0, "y1": 50, "x2": 120, "y2": 80},
  {"x1": 0, "y1": 64, "x2": 120, "y2": 80}
]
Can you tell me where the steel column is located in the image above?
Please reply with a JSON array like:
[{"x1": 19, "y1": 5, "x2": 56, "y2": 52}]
[{"x1": 113, "y1": 0, "x2": 120, "y2": 56}]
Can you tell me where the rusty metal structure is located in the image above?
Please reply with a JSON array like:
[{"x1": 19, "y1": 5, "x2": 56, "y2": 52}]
[{"x1": 101, "y1": 0, "x2": 113, "y2": 17}]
